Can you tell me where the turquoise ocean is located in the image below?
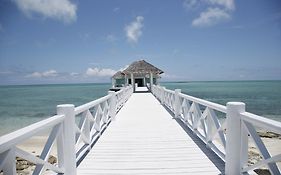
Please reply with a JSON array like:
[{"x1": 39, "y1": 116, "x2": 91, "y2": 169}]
[{"x1": 0, "y1": 81, "x2": 280, "y2": 136}]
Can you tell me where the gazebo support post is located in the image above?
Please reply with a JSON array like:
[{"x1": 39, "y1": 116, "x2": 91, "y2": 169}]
[
  {"x1": 131, "y1": 73, "x2": 135, "y2": 92},
  {"x1": 150, "y1": 72, "x2": 153, "y2": 91}
]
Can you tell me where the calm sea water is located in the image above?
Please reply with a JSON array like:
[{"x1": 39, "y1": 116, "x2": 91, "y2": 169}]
[
  {"x1": 0, "y1": 83, "x2": 111, "y2": 136},
  {"x1": 0, "y1": 81, "x2": 280, "y2": 136}
]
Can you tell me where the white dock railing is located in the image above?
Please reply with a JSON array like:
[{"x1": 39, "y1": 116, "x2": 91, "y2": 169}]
[
  {"x1": 116, "y1": 85, "x2": 134, "y2": 111},
  {"x1": 152, "y1": 85, "x2": 281, "y2": 175},
  {"x1": 0, "y1": 85, "x2": 133, "y2": 175}
]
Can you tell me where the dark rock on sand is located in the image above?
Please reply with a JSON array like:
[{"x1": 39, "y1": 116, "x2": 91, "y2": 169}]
[
  {"x1": 16, "y1": 155, "x2": 57, "y2": 172},
  {"x1": 258, "y1": 131, "x2": 281, "y2": 139},
  {"x1": 254, "y1": 169, "x2": 271, "y2": 175}
]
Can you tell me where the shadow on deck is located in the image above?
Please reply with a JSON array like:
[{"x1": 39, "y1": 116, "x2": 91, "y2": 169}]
[
  {"x1": 78, "y1": 92, "x2": 226, "y2": 174},
  {"x1": 161, "y1": 104, "x2": 225, "y2": 174}
]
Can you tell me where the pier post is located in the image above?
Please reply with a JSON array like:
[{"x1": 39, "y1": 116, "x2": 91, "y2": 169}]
[
  {"x1": 161, "y1": 86, "x2": 165, "y2": 104},
  {"x1": 131, "y1": 73, "x2": 135, "y2": 92},
  {"x1": 57, "y1": 104, "x2": 77, "y2": 175},
  {"x1": 174, "y1": 89, "x2": 181, "y2": 118},
  {"x1": 225, "y1": 102, "x2": 245, "y2": 175},
  {"x1": 2, "y1": 147, "x2": 16, "y2": 175},
  {"x1": 150, "y1": 72, "x2": 153, "y2": 90},
  {"x1": 108, "y1": 91, "x2": 117, "y2": 121}
]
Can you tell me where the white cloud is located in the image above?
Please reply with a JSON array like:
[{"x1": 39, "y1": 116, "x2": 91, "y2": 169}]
[
  {"x1": 183, "y1": 0, "x2": 235, "y2": 27},
  {"x1": 14, "y1": 0, "x2": 77, "y2": 23},
  {"x1": 192, "y1": 7, "x2": 231, "y2": 27},
  {"x1": 26, "y1": 70, "x2": 58, "y2": 78},
  {"x1": 86, "y1": 67, "x2": 116, "y2": 77},
  {"x1": 161, "y1": 73, "x2": 182, "y2": 80},
  {"x1": 207, "y1": 0, "x2": 235, "y2": 11},
  {"x1": 183, "y1": 0, "x2": 199, "y2": 10},
  {"x1": 70, "y1": 72, "x2": 79, "y2": 76},
  {"x1": 0, "y1": 71, "x2": 13, "y2": 75},
  {"x1": 125, "y1": 16, "x2": 144, "y2": 43},
  {"x1": 184, "y1": 0, "x2": 235, "y2": 11},
  {"x1": 113, "y1": 7, "x2": 120, "y2": 13}
]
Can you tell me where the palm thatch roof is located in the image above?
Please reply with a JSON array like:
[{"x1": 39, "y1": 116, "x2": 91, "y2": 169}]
[
  {"x1": 123, "y1": 60, "x2": 164, "y2": 75},
  {"x1": 112, "y1": 71, "x2": 125, "y2": 79}
]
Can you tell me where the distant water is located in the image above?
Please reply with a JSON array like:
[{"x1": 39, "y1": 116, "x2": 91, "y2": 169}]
[
  {"x1": 0, "y1": 83, "x2": 111, "y2": 136},
  {"x1": 0, "y1": 81, "x2": 280, "y2": 136},
  {"x1": 162, "y1": 81, "x2": 281, "y2": 122}
]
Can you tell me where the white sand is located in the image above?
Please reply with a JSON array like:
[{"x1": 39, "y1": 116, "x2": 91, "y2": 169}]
[
  {"x1": 16, "y1": 136, "x2": 58, "y2": 175},
  {"x1": 249, "y1": 137, "x2": 281, "y2": 170}
]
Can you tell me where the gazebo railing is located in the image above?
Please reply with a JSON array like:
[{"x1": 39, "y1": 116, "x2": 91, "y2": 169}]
[
  {"x1": 151, "y1": 84, "x2": 281, "y2": 175},
  {"x1": 0, "y1": 85, "x2": 133, "y2": 175}
]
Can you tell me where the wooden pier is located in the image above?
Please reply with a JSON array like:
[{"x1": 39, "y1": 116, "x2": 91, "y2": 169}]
[
  {"x1": 0, "y1": 84, "x2": 281, "y2": 175},
  {"x1": 77, "y1": 92, "x2": 224, "y2": 174}
]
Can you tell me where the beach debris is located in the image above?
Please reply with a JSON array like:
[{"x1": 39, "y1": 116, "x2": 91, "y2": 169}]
[
  {"x1": 16, "y1": 157, "x2": 33, "y2": 171},
  {"x1": 257, "y1": 131, "x2": 281, "y2": 139},
  {"x1": 248, "y1": 150, "x2": 262, "y2": 165},
  {"x1": 15, "y1": 155, "x2": 57, "y2": 173},
  {"x1": 48, "y1": 155, "x2": 57, "y2": 164},
  {"x1": 248, "y1": 150, "x2": 271, "y2": 175},
  {"x1": 254, "y1": 169, "x2": 271, "y2": 175}
]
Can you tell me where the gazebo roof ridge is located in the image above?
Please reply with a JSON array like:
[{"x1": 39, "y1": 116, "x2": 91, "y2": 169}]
[
  {"x1": 122, "y1": 59, "x2": 164, "y2": 75},
  {"x1": 112, "y1": 71, "x2": 125, "y2": 79}
]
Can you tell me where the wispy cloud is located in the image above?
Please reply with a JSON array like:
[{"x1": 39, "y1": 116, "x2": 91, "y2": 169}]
[
  {"x1": 106, "y1": 34, "x2": 117, "y2": 43},
  {"x1": 79, "y1": 33, "x2": 91, "y2": 41},
  {"x1": 192, "y1": 7, "x2": 231, "y2": 27},
  {"x1": 161, "y1": 73, "x2": 183, "y2": 80},
  {"x1": 70, "y1": 72, "x2": 79, "y2": 77},
  {"x1": 184, "y1": 0, "x2": 235, "y2": 27},
  {"x1": 0, "y1": 71, "x2": 13, "y2": 75},
  {"x1": 86, "y1": 67, "x2": 116, "y2": 77},
  {"x1": 183, "y1": 0, "x2": 199, "y2": 10},
  {"x1": 125, "y1": 16, "x2": 144, "y2": 43},
  {"x1": 13, "y1": 0, "x2": 77, "y2": 23},
  {"x1": 26, "y1": 70, "x2": 58, "y2": 78},
  {"x1": 113, "y1": 7, "x2": 120, "y2": 13}
]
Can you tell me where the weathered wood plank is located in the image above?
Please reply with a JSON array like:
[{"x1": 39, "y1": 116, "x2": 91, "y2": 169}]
[{"x1": 77, "y1": 93, "x2": 224, "y2": 174}]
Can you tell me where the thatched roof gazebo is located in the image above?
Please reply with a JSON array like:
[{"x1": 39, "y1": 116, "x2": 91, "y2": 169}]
[
  {"x1": 111, "y1": 60, "x2": 164, "y2": 92},
  {"x1": 112, "y1": 71, "x2": 125, "y2": 79},
  {"x1": 123, "y1": 60, "x2": 163, "y2": 75}
]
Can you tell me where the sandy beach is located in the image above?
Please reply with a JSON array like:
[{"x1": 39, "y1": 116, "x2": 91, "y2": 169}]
[
  {"x1": 15, "y1": 136, "x2": 57, "y2": 175},
  {"x1": 249, "y1": 137, "x2": 281, "y2": 172}
]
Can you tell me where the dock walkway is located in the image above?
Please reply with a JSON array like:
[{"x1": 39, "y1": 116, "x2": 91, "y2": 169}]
[{"x1": 77, "y1": 92, "x2": 224, "y2": 174}]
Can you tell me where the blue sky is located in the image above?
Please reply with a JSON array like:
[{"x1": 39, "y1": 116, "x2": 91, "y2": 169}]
[{"x1": 0, "y1": 0, "x2": 281, "y2": 85}]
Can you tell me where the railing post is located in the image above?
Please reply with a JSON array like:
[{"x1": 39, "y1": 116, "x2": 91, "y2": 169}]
[
  {"x1": 225, "y1": 102, "x2": 245, "y2": 175},
  {"x1": 2, "y1": 147, "x2": 16, "y2": 175},
  {"x1": 57, "y1": 104, "x2": 76, "y2": 175},
  {"x1": 174, "y1": 89, "x2": 181, "y2": 118},
  {"x1": 160, "y1": 86, "x2": 165, "y2": 104},
  {"x1": 108, "y1": 91, "x2": 117, "y2": 121}
]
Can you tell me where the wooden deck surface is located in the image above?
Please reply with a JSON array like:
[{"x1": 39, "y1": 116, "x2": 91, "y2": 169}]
[{"x1": 77, "y1": 92, "x2": 224, "y2": 175}]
